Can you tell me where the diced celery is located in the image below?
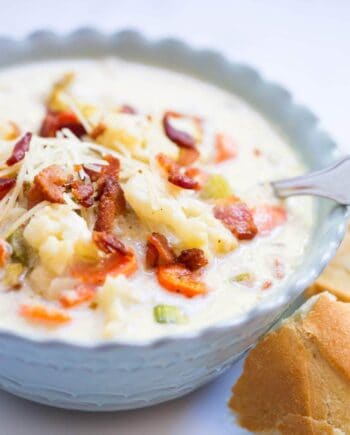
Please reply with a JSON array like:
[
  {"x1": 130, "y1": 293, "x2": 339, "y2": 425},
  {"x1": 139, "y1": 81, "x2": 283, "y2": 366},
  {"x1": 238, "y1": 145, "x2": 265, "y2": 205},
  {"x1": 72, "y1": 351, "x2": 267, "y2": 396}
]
[
  {"x1": 4, "y1": 263, "x2": 24, "y2": 289},
  {"x1": 200, "y1": 174, "x2": 232, "y2": 199},
  {"x1": 232, "y1": 272, "x2": 255, "y2": 287},
  {"x1": 7, "y1": 228, "x2": 30, "y2": 266},
  {"x1": 153, "y1": 305, "x2": 187, "y2": 324}
]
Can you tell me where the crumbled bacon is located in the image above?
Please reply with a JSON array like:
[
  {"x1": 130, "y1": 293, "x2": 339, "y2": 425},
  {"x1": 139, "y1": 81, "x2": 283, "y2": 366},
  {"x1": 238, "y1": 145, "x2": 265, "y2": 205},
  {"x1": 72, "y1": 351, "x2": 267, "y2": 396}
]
[
  {"x1": 145, "y1": 232, "x2": 176, "y2": 268},
  {"x1": 6, "y1": 132, "x2": 32, "y2": 166},
  {"x1": 39, "y1": 110, "x2": 86, "y2": 138},
  {"x1": 163, "y1": 111, "x2": 196, "y2": 149},
  {"x1": 168, "y1": 171, "x2": 199, "y2": 190},
  {"x1": 214, "y1": 202, "x2": 258, "y2": 240},
  {"x1": 0, "y1": 177, "x2": 16, "y2": 200},
  {"x1": 94, "y1": 177, "x2": 126, "y2": 232},
  {"x1": 82, "y1": 164, "x2": 103, "y2": 182},
  {"x1": 71, "y1": 180, "x2": 94, "y2": 208},
  {"x1": 156, "y1": 153, "x2": 200, "y2": 190},
  {"x1": 27, "y1": 164, "x2": 68, "y2": 208},
  {"x1": 184, "y1": 167, "x2": 208, "y2": 190},
  {"x1": 100, "y1": 155, "x2": 120, "y2": 179},
  {"x1": 92, "y1": 231, "x2": 127, "y2": 255},
  {"x1": 177, "y1": 148, "x2": 200, "y2": 166},
  {"x1": 177, "y1": 248, "x2": 208, "y2": 271}
]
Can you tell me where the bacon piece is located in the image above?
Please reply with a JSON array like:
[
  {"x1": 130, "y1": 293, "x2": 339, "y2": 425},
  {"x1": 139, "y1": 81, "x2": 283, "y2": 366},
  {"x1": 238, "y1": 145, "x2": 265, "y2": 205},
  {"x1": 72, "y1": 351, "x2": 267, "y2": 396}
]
[
  {"x1": 214, "y1": 202, "x2": 258, "y2": 240},
  {"x1": 6, "y1": 132, "x2": 32, "y2": 166},
  {"x1": 156, "y1": 264, "x2": 207, "y2": 298},
  {"x1": 100, "y1": 155, "x2": 120, "y2": 179},
  {"x1": 214, "y1": 133, "x2": 238, "y2": 163},
  {"x1": 177, "y1": 248, "x2": 208, "y2": 271},
  {"x1": 168, "y1": 171, "x2": 199, "y2": 190},
  {"x1": 71, "y1": 180, "x2": 94, "y2": 208},
  {"x1": 20, "y1": 304, "x2": 71, "y2": 325},
  {"x1": 39, "y1": 110, "x2": 86, "y2": 138},
  {"x1": 163, "y1": 111, "x2": 196, "y2": 149},
  {"x1": 70, "y1": 250, "x2": 137, "y2": 285},
  {"x1": 156, "y1": 153, "x2": 200, "y2": 190},
  {"x1": 119, "y1": 104, "x2": 136, "y2": 114},
  {"x1": 82, "y1": 164, "x2": 103, "y2": 182},
  {"x1": 0, "y1": 177, "x2": 16, "y2": 200},
  {"x1": 27, "y1": 164, "x2": 68, "y2": 208},
  {"x1": 252, "y1": 205, "x2": 287, "y2": 235},
  {"x1": 146, "y1": 232, "x2": 176, "y2": 268},
  {"x1": 94, "y1": 177, "x2": 126, "y2": 232},
  {"x1": 177, "y1": 147, "x2": 200, "y2": 166},
  {"x1": 184, "y1": 167, "x2": 208, "y2": 190},
  {"x1": 92, "y1": 231, "x2": 127, "y2": 255},
  {"x1": 59, "y1": 284, "x2": 97, "y2": 308}
]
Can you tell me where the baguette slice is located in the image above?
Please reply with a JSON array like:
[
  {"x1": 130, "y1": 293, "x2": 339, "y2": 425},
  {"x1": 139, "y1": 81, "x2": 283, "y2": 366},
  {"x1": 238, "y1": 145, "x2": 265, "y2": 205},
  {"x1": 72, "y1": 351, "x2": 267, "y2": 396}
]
[
  {"x1": 307, "y1": 225, "x2": 350, "y2": 302},
  {"x1": 229, "y1": 293, "x2": 350, "y2": 434}
]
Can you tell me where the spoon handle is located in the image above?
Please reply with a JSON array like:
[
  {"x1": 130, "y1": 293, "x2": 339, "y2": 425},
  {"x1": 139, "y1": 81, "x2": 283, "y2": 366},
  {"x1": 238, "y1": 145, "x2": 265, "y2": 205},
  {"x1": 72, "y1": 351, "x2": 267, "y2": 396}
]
[{"x1": 271, "y1": 156, "x2": 350, "y2": 205}]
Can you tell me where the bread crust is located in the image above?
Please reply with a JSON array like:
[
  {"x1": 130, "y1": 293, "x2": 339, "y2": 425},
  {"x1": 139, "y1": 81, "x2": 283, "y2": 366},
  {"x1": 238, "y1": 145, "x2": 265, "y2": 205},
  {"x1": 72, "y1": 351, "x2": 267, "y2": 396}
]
[{"x1": 229, "y1": 294, "x2": 350, "y2": 434}]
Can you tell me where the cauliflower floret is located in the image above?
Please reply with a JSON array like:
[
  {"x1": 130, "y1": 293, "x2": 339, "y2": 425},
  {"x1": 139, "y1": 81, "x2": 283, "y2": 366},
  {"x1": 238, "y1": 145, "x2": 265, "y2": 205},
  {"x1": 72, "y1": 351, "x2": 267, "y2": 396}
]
[
  {"x1": 24, "y1": 204, "x2": 91, "y2": 275},
  {"x1": 123, "y1": 170, "x2": 237, "y2": 254},
  {"x1": 97, "y1": 275, "x2": 139, "y2": 338}
]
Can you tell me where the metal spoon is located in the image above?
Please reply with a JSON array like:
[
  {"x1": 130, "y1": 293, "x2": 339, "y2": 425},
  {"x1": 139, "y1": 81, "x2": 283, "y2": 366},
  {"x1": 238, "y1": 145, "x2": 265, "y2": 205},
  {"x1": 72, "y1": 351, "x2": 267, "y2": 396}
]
[{"x1": 271, "y1": 156, "x2": 350, "y2": 205}]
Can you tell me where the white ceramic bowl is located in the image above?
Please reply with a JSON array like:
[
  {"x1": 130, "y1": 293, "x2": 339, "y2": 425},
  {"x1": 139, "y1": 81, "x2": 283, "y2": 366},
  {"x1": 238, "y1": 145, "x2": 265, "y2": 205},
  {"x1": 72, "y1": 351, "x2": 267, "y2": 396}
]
[{"x1": 0, "y1": 29, "x2": 347, "y2": 411}]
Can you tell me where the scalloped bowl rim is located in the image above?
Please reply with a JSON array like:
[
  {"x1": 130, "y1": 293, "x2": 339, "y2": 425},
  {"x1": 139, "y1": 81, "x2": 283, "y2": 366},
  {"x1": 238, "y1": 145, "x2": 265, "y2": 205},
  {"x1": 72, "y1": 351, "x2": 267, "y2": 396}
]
[{"x1": 0, "y1": 28, "x2": 347, "y2": 350}]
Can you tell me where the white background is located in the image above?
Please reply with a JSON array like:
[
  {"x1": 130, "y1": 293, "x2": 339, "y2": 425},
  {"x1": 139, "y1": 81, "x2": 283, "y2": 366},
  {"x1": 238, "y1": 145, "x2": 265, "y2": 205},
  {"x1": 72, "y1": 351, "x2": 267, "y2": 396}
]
[{"x1": 0, "y1": 1, "x2": 349, "y2": 433}]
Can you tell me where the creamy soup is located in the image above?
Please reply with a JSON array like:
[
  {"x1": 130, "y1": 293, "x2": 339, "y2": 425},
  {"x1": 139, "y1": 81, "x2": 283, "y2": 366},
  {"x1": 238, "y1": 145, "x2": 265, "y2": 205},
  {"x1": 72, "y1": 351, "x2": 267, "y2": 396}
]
[{"x1": 0, "y1": 59, "x2": 312, "y2": 343}]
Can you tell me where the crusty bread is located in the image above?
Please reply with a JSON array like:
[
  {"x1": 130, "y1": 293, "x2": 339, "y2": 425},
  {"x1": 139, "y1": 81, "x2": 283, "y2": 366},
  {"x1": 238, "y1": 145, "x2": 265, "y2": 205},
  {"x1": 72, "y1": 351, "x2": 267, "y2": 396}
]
[
  {"x1": 307, "y1": 225, "x2": 350, "y2": 302},
  {"x1": 229, "y1": 294, "x2": 350, "y2": 434}
]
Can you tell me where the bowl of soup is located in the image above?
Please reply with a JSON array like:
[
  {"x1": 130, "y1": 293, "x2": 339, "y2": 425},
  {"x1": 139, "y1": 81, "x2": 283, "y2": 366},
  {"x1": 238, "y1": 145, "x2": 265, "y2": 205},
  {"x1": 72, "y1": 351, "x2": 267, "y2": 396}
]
[{"x1": 0, "y1": 29, "x2": 346, "y2": 410}]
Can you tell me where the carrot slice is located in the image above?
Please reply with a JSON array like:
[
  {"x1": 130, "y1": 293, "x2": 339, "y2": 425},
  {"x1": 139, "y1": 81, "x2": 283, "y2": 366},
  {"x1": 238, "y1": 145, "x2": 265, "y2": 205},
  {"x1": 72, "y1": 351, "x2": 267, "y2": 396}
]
[
  {"x1": 214, "y1": 133, "x2": 238, "y2": 163},
  {"x1": 59, "y1": 284, "x2": 97, "y2": 308},
  {"x1": 0, "y1": 240, "x2": 9, "y2": 267},
  {"x1": 252, "y1": 205, "x2": 287, "y2": 235},
  {"x1": 70, "y1": 251, "x2": 137, "y2": 285},
  {"x1": 157, "y1": 264, "x2": 207, "y2": 298},
  {"x1": 20, "y1": 304, "x2": 70, "y2": 325}
]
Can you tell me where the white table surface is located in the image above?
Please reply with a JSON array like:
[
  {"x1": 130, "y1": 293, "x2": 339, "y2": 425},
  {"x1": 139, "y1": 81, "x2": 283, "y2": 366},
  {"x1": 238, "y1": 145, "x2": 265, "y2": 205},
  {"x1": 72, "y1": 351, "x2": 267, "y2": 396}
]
[{"x1": 0, "y1": 1, "x2": 349, "y2": 433}]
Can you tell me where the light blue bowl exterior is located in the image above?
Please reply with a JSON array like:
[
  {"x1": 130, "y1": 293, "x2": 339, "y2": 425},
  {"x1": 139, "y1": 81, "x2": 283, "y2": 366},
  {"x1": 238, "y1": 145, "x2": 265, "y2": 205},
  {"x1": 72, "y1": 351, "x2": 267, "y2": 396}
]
[{"x1": 0, "y1": 29, "x2": 347, "y2": 411}]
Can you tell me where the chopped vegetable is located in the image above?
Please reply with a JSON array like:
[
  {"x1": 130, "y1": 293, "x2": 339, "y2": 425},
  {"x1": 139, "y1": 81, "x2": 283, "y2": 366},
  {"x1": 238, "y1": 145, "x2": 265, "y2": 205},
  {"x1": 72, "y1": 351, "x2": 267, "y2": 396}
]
[
  {"x1": 200, "y1": 174, "x2": 232, "y2": 200},
  {"x1": 153, "y1": 305, "x2": 187, "y2": 324},
  {"x1": 7, "y1": 228, "x2": 31, "y2": 266},
  {"x1": 59, "y1": 284, "x2": 96, "y2": 308},
  {"x1": 70, "y1": 251, "x2": 137, "y2": 285},
  {"x1": 20, "y1": 304, "x2": 71, "y2": 325},
  {"x1": 157, "y1": 264, "x2": 207, "y2": 298},
  {"x1": 47, "y1": 72, "x2": 75, "y2": 112},
  {"x1": 6, "y1": 132, "x2": 32, "y2": 166},
  {"x1": 262, "y1": 280, "x2": 273, "y2": 290},
  {"x1": 214, "y1": 133, "x2": 237, "y2": 163},
  {"x1": 4, "y1": 263, "x2": 25, "y2": 289},
  {"x1": 253, "y1": 205, "x2": 287, "y2": 235},
  {"x1": 0, "y1": 240, "x2": 10, "y2": 267},
  {"x1": 233, "y1": 272, "x2": 255, "y2": 287}
]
